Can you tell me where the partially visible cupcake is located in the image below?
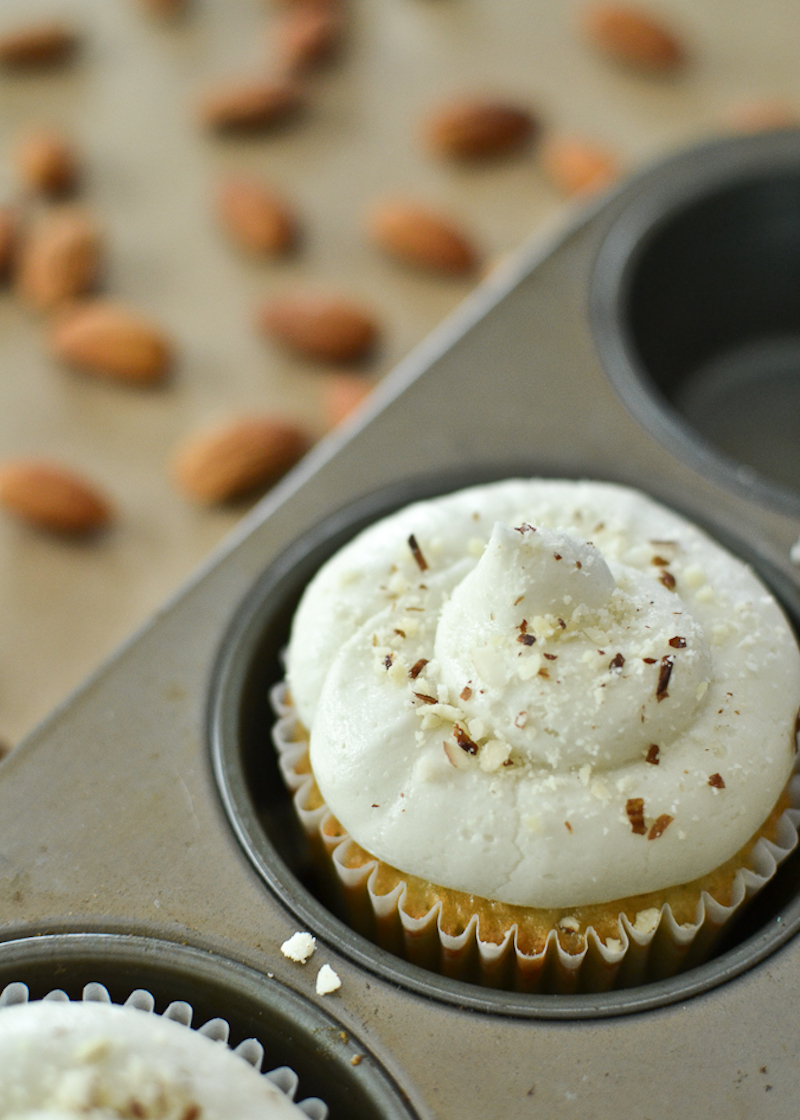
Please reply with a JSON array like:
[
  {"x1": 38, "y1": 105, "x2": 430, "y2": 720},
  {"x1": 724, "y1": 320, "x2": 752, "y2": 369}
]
[
  {"x1": 0, "y1": 986, "x2": 325, "y2": 1118},
  {"x1": 276, "y1": 479, "x2": 800, "y2": 992}
]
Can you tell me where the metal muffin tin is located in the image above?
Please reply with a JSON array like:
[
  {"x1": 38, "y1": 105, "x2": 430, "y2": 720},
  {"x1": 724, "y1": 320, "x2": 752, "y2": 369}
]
[{"x1": 2, "y1": 131, "x2": 800, "y2": 1116}]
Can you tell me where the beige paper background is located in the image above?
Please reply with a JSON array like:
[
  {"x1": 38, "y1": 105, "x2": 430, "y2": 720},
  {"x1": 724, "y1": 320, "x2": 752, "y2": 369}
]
[{"x1": 0, "y1": 0, "x2": 797, "y2": 746}]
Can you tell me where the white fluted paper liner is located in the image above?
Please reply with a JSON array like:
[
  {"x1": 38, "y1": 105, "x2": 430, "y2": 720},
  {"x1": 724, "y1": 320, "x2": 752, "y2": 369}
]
[
  {"x1": 272, "y1": 681, "x2": 800, "y2": 994},
  {"x1": 0, "y1": 980, "x2": 327, "y2": 1119}
]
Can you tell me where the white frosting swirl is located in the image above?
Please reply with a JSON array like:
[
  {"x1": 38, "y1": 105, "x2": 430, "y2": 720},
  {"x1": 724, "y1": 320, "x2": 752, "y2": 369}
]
[{"x1": 286, "y1": 480, "x2": 800, "y2": 908}]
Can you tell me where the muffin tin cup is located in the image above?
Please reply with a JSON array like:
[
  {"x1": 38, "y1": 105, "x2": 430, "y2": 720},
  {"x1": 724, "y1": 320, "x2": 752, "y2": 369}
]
[
  {"x1": 272, "y1": 682, "x2": 800, "y2": 996},
  {"x1": 0, "y1": 933, "x2": 418, "y2": 1120},
  {"x1": 210, "y1": 465, "x2": 800, "y2": 1018}
]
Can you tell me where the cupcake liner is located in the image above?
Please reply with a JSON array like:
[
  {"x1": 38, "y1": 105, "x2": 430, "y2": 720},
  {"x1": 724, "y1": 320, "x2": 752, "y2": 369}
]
[
  {"x1": 0, "y1": 979, "x2": 328, "y2": 1119},
  {"x1": 272, "y1": 681, "x2": 800, "y2": 994}
]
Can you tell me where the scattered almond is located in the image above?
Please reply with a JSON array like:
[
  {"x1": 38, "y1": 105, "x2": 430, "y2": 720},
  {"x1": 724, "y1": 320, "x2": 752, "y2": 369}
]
[
  {"x1": 424, "y1": 98, "x2": 537, "y2": 159},
  {"x1": 199, "y1": 77, "x2": 303, "y2": 132},
  {"x1": 727, "y1": 100, "x2": 799, "y2": 133},
  {"x1": 0, "y1": 207, "x2": 18, "y2": 280},
  {"x1": 0, "y1": 21, "x2": 78, "y2": 68},
  {"x1": 581, "y1": 5, "x2": 684, "y2": 72},
  {"x1": 540, "y1": 136, "x2": 620, "y2": 196},
  {"x1": 217, "y1": 177, "x2": 298, "y2": 256},
  {"x1": 49, "y1": 300, "x2": 172, "y2": 385},
  {"x1": 258, "y1": 291, "x2": 379, "y2": 362},
  {"x1": 0, "y1": 459, "x2": 112, "y2": 534},
  {"x1": 276, "y1": 4, "x2": 343, "y2": 72},
  {"x1": 322, "y1": 373, "x2": 374, "y2": 427},
  {"x1": 172, "y1": 415, "x2": 309, "y2": 503},
  {"x1": 367, "y1": 199, "x2": 478, "y2": 275},
  {"x1": 17, "y1": 209, "x2": 103, "y2": 311},
  {"x1": 15, "y1": 128, "x2": 78, "y2": 196}
]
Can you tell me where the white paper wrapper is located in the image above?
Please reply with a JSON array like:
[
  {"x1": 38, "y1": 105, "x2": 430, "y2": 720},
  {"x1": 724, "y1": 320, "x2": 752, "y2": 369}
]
[
  {"x1": 0, "y1": 979, "x2": 327, "y2": 1119},
  {"x1": 272, "y1": 681, "x2": 800, "y2": 994}
]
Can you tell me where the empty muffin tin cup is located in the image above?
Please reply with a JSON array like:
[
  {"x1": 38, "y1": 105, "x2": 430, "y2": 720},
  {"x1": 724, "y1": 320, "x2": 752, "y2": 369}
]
[
  {"x1": 209, "y1": 468, "x2": 800, "y2": 1020},
  {"x1": 592, "y1": 129, "x2": 800, "y2": 511}
]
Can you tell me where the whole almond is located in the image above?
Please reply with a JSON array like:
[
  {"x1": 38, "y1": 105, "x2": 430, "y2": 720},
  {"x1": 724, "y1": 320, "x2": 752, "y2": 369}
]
[
  {"x1": 50, "y1": 301, "x2": 172, "y2": 384},
  {"x1": 367, "y1": 199, "x2": 478, "y2": 275},
  {"x1": 424, "y1": 98, "x2": 536, "y2": 159},
  {"x1": 172, "y1": 415, "x2": 309, "y2": 503},
  {"x1": 217, "y1": 177, "x2": 298, "y2": 256},
  {"x1": 540, "y1": 136, "x2": 620, "y2": 196},
  {"x1": 15, "y1": 127, "x2": 79, "y2": 196},
  {"x1": 258, "y1": 291, "x2": 379, "y2": 362},
  {"x1": 0, "y1": 459, "x2": 112, "y2": 533},
  {"x1": 0, "y1": 207, "x2": 18, "y2": 280},
  {"x1": 581, "y1": 5, "x2": 684, "y2": 72},
  {"x1": 322, "y1": 373, "x2": 374, "y2": 428},
  {"x1": 0, "y1": 22, "x2": 78, "y2": 67},
  {"x1": 17, "y1": 209, "x2": 103, "y2": 311},
  {"x1": 199, "y1": 78, "x2": 303, "y2": 132},
  {"x1": 276, "y1": 5, "x2": 343, "y2": 72}
]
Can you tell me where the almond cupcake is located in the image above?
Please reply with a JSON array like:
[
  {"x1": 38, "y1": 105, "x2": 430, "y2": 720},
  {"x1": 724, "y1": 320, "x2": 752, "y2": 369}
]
[
  {"x1": 0, "y1": 986, "x2": 324, "y2": 1118},
  {"x1": 275, "y1": 479, "x2": 800, "y2": 992}
]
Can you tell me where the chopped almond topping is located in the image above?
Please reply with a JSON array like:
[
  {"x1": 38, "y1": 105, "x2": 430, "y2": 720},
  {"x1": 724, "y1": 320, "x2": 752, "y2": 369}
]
[
  {"x1": 460, "y1": 685, "x2": 472, "y2": 700},
  {"x1": 409, "y1": 658, "x2": 428, "y2": 679},
  {"x1": 645, "y1": 743, "x2": 660, "y2": 765},
  {"x1": 647, "y1": 814, "x2": 673, "y2": 840},
  {"x1": 564, "y1": 820, "x2": 573, "y2": 832},
  {"x1": 668, "y1": 636, "x2": 686, "y2": 648},
  {"x1": 517, "y1": 633, "x2": 536, "y2": 646},
  {"x1": 643, "y1": 657, "x2": 657, "y2": 664},
  {"x1": 413, "y1": 691, "x2": 437, "y2": 704},
  {"x1": 537, "y1": 668, "x2": 550, "y2": 679},
  {"x1": 407, "y1": 533, "x2": 428, "y2": 571},
  {"x1": 659, "y1": 570, "x2": 676, "y2": 591},
  {"x1": 656, "y1": 656, "x2": 673, "y2": 701},
  {"x1": 453, "y1": 724, "x2": 478, "y2": 755},
  {"x1": 708, "y1": 773, "x2": 725, "y2": 789},
  {"x1": 543, "y1": 652, "x2": 558, "y2": 661},
  {"x1": 382, "y1": 653, "x2": 393, "y2": 670},
  {"x1": 609, "y1": 652, "x2": 625, "y2": 671},
  {"x1": 626, "y1": 798, "x2": 647, "y2": 835},
  {"x1": 651, "y1": 555, "x2": 670, "y2": 567}
]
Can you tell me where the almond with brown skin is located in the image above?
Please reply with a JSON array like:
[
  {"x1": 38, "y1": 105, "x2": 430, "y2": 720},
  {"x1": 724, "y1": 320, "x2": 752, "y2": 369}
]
[
  {"x1": 258, "y1": 291, "x2": 379, "y2": 362},
  {"x1": 217, "y1": 177, "x2": 298, "y2": 255},
  {"x1": 15, "y1": 127, "x2": 79, "y2": 196},
  {"x1": 276, "y1": 4, "x2": 343, "y2": 72},
  {"x1": 424, "y1": 98, "x2": 537, "y2": 159},
  {"x1": 0, "y1": 22, "x2": 78, "y2": 67},
  {"x1": 0, "y1": 459, "x2": 112, "y2": 533},
  {"x1": 199, "y1": 78, "x2": 303, "y2": 132},
  {"x1": 540, "y1": 136, "x2": 620, "y2": 196},
  {"x1": 17, "y1": 209, "x2": 103, "y2": 311},
  {"x1": 367, "y1": 199, "x2": 478, "y2": 275},
  {"x1": 581, "y1": 5, "x2": 684, "y2": 72},
  {"x1": 172, "y1": 415, "x2": 309, "y2": 503},
  {"x1": 50, "y1": 301, "x2": 172, "y2": 384}
]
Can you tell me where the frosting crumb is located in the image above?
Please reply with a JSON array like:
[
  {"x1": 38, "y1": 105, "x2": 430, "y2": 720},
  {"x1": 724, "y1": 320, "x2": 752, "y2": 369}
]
[
  {"x1": 316, "y1": 964, "x2": 342, "y2": 995},
  {"x1": 281, "y1": 931, "x2": 316, "y2": 963}
]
